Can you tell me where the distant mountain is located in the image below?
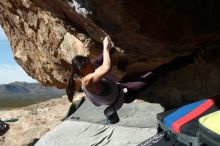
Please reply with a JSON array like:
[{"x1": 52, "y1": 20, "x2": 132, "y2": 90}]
[{"x1": 0, "y1": 82, "x2": 65, "y2": 99}]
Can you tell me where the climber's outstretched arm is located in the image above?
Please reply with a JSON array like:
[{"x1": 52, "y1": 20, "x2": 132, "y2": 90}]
[{"x1": 82, "y1": 37, "x2": 112, "y2": 87}]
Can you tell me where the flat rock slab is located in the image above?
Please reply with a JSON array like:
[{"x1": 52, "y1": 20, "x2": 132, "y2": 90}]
[{"x1": 36, "y1": 100, "x2": 164, "y2": 146}]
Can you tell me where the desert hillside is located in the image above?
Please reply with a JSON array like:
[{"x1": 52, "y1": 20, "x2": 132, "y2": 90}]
[{"x1": 0, "y1": 82, "x2": 65, "y2": 98}]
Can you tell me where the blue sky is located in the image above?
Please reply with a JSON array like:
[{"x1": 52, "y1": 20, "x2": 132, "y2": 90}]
[{"x1": 0, "y1": 26, "x2": 37, "y2": 84}]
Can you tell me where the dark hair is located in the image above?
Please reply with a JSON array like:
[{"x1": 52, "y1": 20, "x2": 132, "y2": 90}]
[
  {"x1": 71, "y1": 55, "x2": 88, "y2": 74},
  {"x1": 66, "y1": 68, "x2": 76, "y2": 102},
  {"x1": 66, "y1": 55, "x2": 87, "y2": 102}
]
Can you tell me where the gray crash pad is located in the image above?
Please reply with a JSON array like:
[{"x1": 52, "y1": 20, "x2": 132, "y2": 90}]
[
  {"x1": 68, "y1": 99, "x2": 164, "y2": 128},
  {"x1": 35, "y1": 99, "x2": 164, "y2": 146},
  {"x1": 35, "y1": 120, "x2": 157, "y2": 146}
]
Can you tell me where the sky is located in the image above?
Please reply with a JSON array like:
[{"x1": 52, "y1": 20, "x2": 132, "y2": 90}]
[{"x1": 0, "y1": 26, "x2": 37, "y2": 84}]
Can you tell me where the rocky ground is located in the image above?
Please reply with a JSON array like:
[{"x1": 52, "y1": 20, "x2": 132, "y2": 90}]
[{"x1": 0, "y1": 94, "x2": 84, "y2": 146}]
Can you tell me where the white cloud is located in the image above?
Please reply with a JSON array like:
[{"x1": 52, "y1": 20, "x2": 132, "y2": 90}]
[
  {"x1": 0, "y1": 64, "x2": 37, "y2": 84},
  {"x1": 0, "y1": 26, "x2": 8, "y2": 41}
]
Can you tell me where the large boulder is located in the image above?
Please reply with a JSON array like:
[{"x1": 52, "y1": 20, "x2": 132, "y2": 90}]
[{"x1": 1, "y1": 0, "x2": 220, "y2": 107}]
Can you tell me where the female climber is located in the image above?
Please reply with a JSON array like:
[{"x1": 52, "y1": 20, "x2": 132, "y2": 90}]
[{"x1": 66, "y1": 36, "x2": 196, "y2": 123}]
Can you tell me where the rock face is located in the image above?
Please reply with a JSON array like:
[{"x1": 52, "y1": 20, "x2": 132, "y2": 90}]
[
  {"x1": 0, "y1": 0, "x2": 95, "y2": 88},
  {"x1": 1, "y1": 0, "x2": 220, "y2": 106}
]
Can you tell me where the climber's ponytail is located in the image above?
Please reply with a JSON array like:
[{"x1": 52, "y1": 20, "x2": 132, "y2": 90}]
[{"x1": 66, "y1": 67, "x2": 76, "y2": 102}]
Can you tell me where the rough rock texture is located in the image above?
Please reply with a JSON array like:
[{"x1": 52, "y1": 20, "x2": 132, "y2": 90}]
[
  {"x1": 0, "y1": 0, "x2": 95, "y2": 88},
  {"x1": 1, "y1": 0, "x2": 220, "y2": 107}
]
